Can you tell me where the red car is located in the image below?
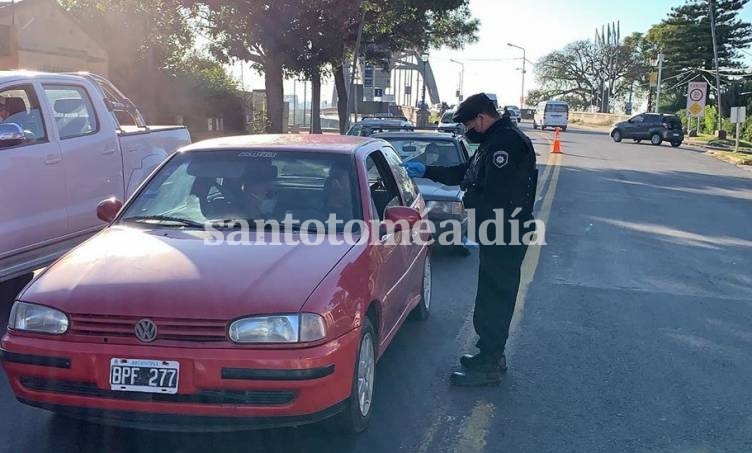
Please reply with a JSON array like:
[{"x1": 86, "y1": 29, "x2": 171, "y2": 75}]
[{"x1": 1, "y1": 135, "x2": 432, "y2": 433}]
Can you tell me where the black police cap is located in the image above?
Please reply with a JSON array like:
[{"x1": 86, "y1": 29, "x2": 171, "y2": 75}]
[{"x1": 452, "y1": 93, "x2": 496, "y2": 123}]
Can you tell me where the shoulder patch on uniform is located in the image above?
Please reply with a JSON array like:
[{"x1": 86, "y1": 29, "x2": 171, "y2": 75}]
[{"x1": 493, "y1": 150, "x2": 509, "y2": 168}]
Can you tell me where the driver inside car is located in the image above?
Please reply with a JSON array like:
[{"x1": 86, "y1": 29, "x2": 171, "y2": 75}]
[{"x1": 242, "y1": 163, "x2": 277, "y2": 218}]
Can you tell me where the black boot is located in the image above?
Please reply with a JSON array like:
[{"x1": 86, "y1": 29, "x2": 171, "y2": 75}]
[
  {"x1": 449, "y1": 366, "x2": 502, "y2": 387},
  {"x1": 460, "y1": 353, "x2": 507, "y2": 372}
]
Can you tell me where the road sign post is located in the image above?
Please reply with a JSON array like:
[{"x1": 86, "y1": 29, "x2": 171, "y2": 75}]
[
  {"x1": 686, "y1": 81, "x2": 708, "y2": 119},
  {"x1": 731, "y1": 106, "x2": 746, "y2": 152}
]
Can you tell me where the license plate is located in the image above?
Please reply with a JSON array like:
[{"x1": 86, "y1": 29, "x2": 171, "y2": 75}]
[{"x1": 110, "y1": 358, "x2": 179, "y2": 394}]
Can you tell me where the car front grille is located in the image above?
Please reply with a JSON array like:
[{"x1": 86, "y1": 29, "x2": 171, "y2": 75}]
[
  {"x1": 69, "y1": 314, "x2": 227, "y2": 342},
  {"x1": 20, "y1": 377, "x2": 296, "y2": 406}
]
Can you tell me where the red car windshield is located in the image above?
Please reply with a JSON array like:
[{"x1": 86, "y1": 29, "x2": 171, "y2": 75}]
[{"x1": 121, "y1": 150, "x2": 361, "y2": 230}]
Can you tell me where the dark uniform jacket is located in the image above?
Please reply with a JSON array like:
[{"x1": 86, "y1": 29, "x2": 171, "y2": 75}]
[{"x1": 424, "y1": 117, "x2": 538, "y2": 242}]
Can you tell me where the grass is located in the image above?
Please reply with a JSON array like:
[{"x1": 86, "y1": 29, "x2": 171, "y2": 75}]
[
  {"x1": 707, "y1": 150, "x2": 752, "y2": 166},
  {"x1": 685, "y1": 133, "x2": 752, "y2": 149}
]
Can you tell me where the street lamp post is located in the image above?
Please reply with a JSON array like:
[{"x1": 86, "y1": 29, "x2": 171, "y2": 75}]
[
  {"x1": 449, "y1": 58, "x2": 465, "y2": 102},
  {"x1": 507, "y1": 42, "x2": 526, "y2": 108},
  {"x1": 417, "y1": 52, "x2": 430, "y2": 127}
]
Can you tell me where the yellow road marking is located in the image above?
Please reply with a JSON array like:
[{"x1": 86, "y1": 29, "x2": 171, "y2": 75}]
[
  {"x1": 510, "y1": 151, "x2": 562, "y2": 336},
  {"x1": 420, "y1": 145, "x2": 563, "y2": 453},
  {"x1": 452, "y1": 402, "x2": 496, "y2": 453}
]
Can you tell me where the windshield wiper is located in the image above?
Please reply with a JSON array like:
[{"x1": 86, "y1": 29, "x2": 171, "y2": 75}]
[{"x1": 122, "y1": 215, "x2": 206, "y2": 228}]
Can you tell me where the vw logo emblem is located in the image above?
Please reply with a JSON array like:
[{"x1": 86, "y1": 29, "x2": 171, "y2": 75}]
[{"x1": 134, "y1": 319, "x2": 158, "y2": 343}]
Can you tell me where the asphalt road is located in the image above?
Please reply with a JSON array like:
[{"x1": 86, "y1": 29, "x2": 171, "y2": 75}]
[{"x1": 1, "y1": 123, "x2": 751, "y2": 452}]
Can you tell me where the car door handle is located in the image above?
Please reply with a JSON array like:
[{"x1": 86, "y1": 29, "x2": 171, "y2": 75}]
[
  {"x1": 44, "y1": 154, "x2": 62, "y2": 165},
  {"x1": 102, "y1": 147, "x2": 117, "y2": 155}
]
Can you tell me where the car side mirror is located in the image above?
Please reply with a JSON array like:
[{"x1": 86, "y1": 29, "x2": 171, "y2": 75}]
[
  {"x1": 97, "y1": 197, "x2": 123, "y2": 223},
  {"x1": 384, "y1": 206, "x2": 422, "y2": 231},
  {"x1": 0, "y1": 123, "x2": 28, "y2": 148}
]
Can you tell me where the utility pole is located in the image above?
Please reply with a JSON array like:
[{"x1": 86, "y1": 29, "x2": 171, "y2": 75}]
[
  {"x1": 655, "y1": 53, "x2": 664, "y2": 113},
  {"x1": 507, "y1": 43, "x2": 526, "y2": 108},
  {"x1": 348, "y1": 5, "x2": 366, "y2": 129},
  {"x1": 709, "y1": 0, "x2": 723, "y2": 136}
]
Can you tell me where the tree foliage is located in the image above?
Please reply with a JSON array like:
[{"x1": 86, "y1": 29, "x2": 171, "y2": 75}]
[
  {"x1": 642, "y1": 0, "x2": 752, "y2": 113},
  {"x1": 59, "y1": 0, "x2": 194, "y2": 119},
  {"x1": 533, "y1": 35, "x2": 648, "y2": 112}
]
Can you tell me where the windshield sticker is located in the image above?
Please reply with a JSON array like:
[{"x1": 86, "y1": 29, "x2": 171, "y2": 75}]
[{"x1": 238, "y1": 151, "x2": 278, "y2": 158}]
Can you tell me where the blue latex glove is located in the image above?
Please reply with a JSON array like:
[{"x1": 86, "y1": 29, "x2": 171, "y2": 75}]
[{"x1": 401, "y1": 161, "x2": 426, "y2": 178}]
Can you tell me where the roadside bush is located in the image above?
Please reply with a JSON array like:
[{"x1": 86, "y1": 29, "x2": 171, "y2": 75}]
[{"x1": 743, "y1": 117, "x2": 752, "y2": 143}]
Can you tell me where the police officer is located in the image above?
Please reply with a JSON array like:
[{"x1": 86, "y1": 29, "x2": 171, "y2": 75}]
[{"x1": 403, "y1": 93, "x2": 538, "y2": 386}]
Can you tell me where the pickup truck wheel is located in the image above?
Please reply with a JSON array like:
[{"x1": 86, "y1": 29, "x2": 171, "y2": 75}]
[
  {"x1": 651, "y1": 133, "x2": 662, "y2": 146},
  {"x1": 612, "y1": 130, "x2": 622, "y2": 142},
  {"x1": 671, "y1": 141, "x2": 682, "y2": 148}
]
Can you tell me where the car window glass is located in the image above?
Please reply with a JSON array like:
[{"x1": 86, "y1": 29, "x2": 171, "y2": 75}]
[
  {"x1": 365, "y1": 151, "x2": 403, "y2": 221},
  {"x1": 386, "y1": 139, "x2": 463, "y2": 167},
  {"x1": 632, "y1": 115, "x2": 645, "y2": 123},
  {"x1": 441, "y1": 111, "x2": 454, "y2": 123},
  {"x1": 382, "y1": 146, "x2": 418, "y2": 206},
  {"x1": 123, "y1": 151, "x2": 360, "y2": 229},
  {"x1": 43, "y1": 85, "x2": 99, "y2": 139},
  {"x1": 0, "y1": 84, "x2": 47, "y2": 147},
  {"x1": 545, "y1": 103, "x2": 568, "y2": 113}
]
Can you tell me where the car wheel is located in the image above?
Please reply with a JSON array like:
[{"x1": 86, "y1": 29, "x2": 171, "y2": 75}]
[
  {"x1": 561, "y1": 127, "x2": 567, "y2": 132},
  {"x1": 541, "y1": 125, "x2": 546, "y2": 131},
  {"x1": 633, "y1": 139, "x2": 641, "y2": 143},
  {"x1": 612, "y1": 130, "x2": 622, "y2": 142},
  {"x1": 533, "y1": 121, "x2": 538, "y2": 129},
  {"x1": 671, "y1": 141, "x2": 681, "y2": 148},
  {"x1": 332, "y1": 317, "x2": 376, "y2": 434},
  {"x1": 651, "y1": 133, "x2": 662, "y2": 146},
  {"x1": 411, "y1": 252, "x2": 432, "y2": 319}
]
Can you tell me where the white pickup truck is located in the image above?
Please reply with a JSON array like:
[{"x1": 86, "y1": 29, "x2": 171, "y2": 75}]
[{"x1": 0, "y1": 71, "x2": 191, "y2": 282}]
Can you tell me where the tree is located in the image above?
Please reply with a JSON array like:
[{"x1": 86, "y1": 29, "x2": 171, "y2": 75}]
[
  {"x1": 331, "y1": 0, "x2": 479, "y2": 131},
  {"x1": 533, "y1": 34, "x2": 648, "y2": 112},
  {"x1": 643, "y1": 0, "x2": 752, "y2": 114},
  {"x1": 59, "y1": 0, "x2": 193, "y2": 120}
]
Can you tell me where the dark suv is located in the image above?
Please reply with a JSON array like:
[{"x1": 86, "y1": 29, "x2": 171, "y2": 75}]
[{"x1": 610, "y1": 113, "x2": 684, "y2": 147}]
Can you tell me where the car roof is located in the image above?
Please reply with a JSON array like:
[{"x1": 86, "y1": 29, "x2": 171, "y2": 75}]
[
  {"x1": 180, "y1": 134, "x2": 379, "y2": 155},
  {"x1": 0, "y1": 70, "x2": 91, "y2": 85}
]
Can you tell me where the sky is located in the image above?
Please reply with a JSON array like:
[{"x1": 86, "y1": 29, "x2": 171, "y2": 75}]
[{"x1": 228, "y1": 0, "x2": 752, "y2": 109}]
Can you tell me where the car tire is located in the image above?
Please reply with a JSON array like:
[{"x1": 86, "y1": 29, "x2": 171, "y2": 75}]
[
  {"x1": 411, "y1": 251, "x2": 432, "y2": 320},
  {"x1": 612, "y1": 130, "x2": 622, "y2": 142},
  {"x1": 331, "y1": 317, "x2": 376, "y2": 434},
  {"x1": 671, "y1": 141, "x2": 681, "y2": 148},
  {"x1": 561, "y1": 127, "x2": 567, "y2": 132},
  {"x1": 651, "y1": 133, "x2": 662, "y2": 146},
  {"x1": 533, "y1": 121, "x2": 538, "y2": 129},
  {"x1": 541, "y1": 125, "x2": 546, "y2": 131}
]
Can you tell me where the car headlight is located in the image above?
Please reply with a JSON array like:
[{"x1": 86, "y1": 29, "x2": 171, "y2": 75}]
[
  {"x1": 9, "y1": 301, "x2": 69, "y2": 335},
  {"x1": 427, "y1": 200, "x2": 465, "y2": 216},
  {"x1": 229, "y1": 313, "x2": 326, "y2": 344}
]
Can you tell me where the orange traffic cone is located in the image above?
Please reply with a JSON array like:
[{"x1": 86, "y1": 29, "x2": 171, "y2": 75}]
[{"x1": 552, "y1": 127, "x2": 562, "y2": 154}]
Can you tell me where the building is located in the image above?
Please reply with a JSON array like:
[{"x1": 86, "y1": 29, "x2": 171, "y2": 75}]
[{"x1": 0, "y1": 0, "x2": 108, "y2": 75}]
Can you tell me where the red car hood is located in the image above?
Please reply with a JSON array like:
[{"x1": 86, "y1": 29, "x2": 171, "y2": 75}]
[{"x1": 22, "y1": 226, "x2": 353, "y2": 319}]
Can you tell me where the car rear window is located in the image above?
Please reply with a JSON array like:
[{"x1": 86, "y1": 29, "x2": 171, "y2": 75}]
[
  {"x1": 383, "y1": 139, "x2": 463, "y2": 167},
  {"x1": 441, "y1": 112, "x2": 455, "y2": 123},
  {"x1": 664, "y1": 117, "x2": 682, "y2": 129},
  {"x1": 545, "y1": 103, "x2": 568, "y2": 113}
]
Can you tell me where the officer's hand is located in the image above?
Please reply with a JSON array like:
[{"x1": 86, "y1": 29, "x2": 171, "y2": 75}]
[{"x1": 401, "y1": 161, "x2": 426, "y2": 178}]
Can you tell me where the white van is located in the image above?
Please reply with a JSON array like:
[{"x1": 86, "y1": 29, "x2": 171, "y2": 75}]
[{"x1": 533, "y1": 101, "x2": 569, "y2": 131}]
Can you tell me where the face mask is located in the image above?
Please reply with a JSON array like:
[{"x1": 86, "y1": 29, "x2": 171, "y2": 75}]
[
  {"x1": 260, "y1": 198, "x2": 276, "y2": 215},
  {"x1": 465, "y1": 129, "x2": 486, "y2": 143}
]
